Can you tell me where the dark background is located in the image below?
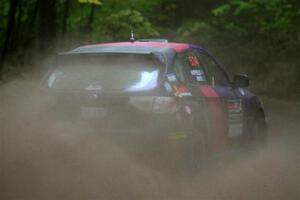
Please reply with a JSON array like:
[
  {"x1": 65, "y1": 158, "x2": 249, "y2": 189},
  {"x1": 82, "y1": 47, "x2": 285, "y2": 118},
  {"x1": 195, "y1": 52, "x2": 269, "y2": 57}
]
[{"x1": 0, "y1": 0, "x2": 300, "y2": 98}]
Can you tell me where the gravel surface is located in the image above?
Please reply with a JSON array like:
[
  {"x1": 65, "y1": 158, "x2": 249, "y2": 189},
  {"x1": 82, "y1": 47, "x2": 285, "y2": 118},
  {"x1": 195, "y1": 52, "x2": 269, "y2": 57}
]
[{"x1": 1, "y1": 78, "x2": 299, "y2": 200}]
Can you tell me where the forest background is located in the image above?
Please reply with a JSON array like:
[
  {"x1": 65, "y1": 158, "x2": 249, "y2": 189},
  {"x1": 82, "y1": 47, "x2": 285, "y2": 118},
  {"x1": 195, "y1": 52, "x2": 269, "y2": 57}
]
[{"x1": 1, "y1": 0, "x2": 300, "y2": 98}]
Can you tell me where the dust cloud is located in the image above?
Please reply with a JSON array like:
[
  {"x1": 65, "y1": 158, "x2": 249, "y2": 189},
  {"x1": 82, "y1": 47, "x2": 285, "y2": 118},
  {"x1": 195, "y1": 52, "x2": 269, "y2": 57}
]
[{"x1": 0, "y1": 77, "x2": 299, "y2": 200}]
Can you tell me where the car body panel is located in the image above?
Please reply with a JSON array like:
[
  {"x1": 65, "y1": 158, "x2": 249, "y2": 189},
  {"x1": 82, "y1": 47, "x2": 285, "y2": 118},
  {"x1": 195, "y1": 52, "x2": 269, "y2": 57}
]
[{"x1": 199, "y1": 85, "x2": 227, "y2": 151}]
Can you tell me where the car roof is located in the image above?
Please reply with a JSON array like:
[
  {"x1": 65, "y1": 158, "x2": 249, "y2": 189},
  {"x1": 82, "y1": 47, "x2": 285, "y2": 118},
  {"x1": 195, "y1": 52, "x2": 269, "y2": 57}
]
[
  {"x1": 70, "y1": 42, "x2": 190, "y2": 54},
  {"x1": 64, "y1": 41, "x2": 209, "y2": 66}
]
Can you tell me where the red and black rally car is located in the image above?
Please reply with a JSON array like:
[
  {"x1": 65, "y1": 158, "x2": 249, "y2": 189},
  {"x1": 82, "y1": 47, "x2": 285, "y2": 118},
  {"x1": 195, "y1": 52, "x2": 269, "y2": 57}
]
[{"x1": 45, "y1": 39, "x2": 267, "y2": 169}]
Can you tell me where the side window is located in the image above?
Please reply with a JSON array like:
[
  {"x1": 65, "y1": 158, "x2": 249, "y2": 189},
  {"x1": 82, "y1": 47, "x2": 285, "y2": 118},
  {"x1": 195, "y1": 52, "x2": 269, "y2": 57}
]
[
  {"x1": 182, "y1": 51, "x2": 207, "y2": 84},
  {"x1": 197, "y1": 52, "x2": 229, "y2": 86},
  {"x1": 173, "y1": 55, "x2": 186, "y2": 83}
]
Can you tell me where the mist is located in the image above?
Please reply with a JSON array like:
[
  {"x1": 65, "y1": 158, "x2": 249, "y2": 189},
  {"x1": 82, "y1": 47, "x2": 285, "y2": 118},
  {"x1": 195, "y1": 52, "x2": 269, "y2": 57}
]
[{"x1": 0, "y1": 76, "x2": 299, "y2": 200}]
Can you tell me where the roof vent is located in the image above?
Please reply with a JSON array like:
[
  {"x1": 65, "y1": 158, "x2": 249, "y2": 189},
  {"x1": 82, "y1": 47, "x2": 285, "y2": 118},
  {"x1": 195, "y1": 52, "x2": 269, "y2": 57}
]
[
  {"x1": 130, "y1": 30, "x2": 135, "y2": 43},
  {"x1": 137, "y1": 39, "x2": 169, "y2": 43}
]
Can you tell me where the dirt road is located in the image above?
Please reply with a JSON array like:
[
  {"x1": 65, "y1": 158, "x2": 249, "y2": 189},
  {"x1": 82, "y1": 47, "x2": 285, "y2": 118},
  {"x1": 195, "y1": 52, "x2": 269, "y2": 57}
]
[{"x1": 0, "y1": 78, "x2": 299, "y2": 200}]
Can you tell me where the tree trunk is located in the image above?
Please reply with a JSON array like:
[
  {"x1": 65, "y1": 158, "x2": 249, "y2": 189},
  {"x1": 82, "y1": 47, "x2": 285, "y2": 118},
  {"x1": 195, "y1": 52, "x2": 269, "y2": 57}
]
[
  {"x1": 14, "y1": 0, "x2": 24, "y2": 46},
  {"x1": 62, "y1": 0, "x2": 70, "y2": 39},
  {"x1": 38, "y1": 0, "x2": 57, "y2": 55},
  {"x1": 88, "y1": 4, "x2": 95, "y2": 27},
  {"x1": 1, "y1": 0, "x2": 18, "y2": 65},
  {"x1": 20, "y1": 0, "x2": 40, "y2": 53},
  {"x1": 29, "y1": 0, "x2": 40, "y2": 29}
]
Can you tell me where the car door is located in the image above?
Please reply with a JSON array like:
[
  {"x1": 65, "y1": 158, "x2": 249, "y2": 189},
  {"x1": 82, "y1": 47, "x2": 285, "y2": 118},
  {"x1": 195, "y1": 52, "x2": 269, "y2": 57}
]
[
  {"x1": 174, "y1": 50, "x2": 243, "y2": 150},
  {"x1": 173, "y1": 50, "x2": 225, "y2": 151},
  {"x1": 196, "y1": 50, "x2": 244, "y2": 139}
]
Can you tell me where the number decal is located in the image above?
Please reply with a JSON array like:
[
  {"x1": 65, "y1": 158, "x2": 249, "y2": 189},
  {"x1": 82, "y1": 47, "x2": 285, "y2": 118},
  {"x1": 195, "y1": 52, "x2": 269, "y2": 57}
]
[{"x1": 187, "y1": 55, "x2": 200, "y2": 67}]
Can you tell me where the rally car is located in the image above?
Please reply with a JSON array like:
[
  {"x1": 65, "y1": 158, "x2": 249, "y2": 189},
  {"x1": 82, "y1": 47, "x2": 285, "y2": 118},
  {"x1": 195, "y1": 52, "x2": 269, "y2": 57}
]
[{"x1": 44, "y1": 39, "x2": 267, "y2": 170}]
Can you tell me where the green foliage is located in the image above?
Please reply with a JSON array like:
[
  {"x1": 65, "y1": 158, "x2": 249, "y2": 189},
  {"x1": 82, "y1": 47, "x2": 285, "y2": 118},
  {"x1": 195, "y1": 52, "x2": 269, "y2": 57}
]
[
  {"x1": 100, "y1": 0, "x2": 163, "y2": 13},
  {"x1": 0, "y1": 0, "x2": 299, "y2": 97},
  {"x1": 211, "y1": 0, "x2": 300, "y2": 45},
  {"x1": 98, "y1": 9, "x2": 159, "y2": 41},
  {"x1": 0, "y1": 1, "x2": 10, "y2": 41},
  {"x1": 176, "y1": 21, "x2": 217, "y2": 44},
  {"x1": 175, "y1": 0, "x2": 300, "y2": 96}
]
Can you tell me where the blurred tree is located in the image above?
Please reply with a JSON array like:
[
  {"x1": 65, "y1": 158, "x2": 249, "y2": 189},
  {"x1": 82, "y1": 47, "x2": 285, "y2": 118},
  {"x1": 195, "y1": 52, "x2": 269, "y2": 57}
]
[
  {"x1": 62, "y1": 0, "x2": 70, "y2": 38},
  {"x1": 99, "y1": 9, "x2": 159, "y2": 41},
  {"x1": 211, "y1": 0, "x2": 300, "y2": 47},
  {"x1": 0, "y1": 0, "x2": 299, "y2": 96},
  {"x1": 1, "y1": 0, "x2": 18, "y2": 64},
  {"x1": 15, "y1": 0, "x2": 23, "y2": 43},
  {"x1": 38, "y1": 0, "x2": 57, "y2": 54}
]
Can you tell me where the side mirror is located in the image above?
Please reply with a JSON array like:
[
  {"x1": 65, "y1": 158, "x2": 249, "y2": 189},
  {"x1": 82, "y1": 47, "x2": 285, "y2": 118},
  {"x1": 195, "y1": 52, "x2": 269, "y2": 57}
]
[{"x1": 233, "y1": 74, "x2": 249, "y2": 88}]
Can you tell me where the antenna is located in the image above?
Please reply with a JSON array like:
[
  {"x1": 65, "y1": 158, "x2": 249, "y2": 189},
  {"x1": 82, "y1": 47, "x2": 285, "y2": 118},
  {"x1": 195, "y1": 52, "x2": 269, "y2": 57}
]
[{"x1": 130, "y1": 30, "x2": 135, "y2": 43}]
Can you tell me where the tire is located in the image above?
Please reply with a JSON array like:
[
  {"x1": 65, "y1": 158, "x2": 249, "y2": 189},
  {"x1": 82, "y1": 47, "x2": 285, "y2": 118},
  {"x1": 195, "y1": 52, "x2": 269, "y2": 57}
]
[
  {"x1": 186, "y1": 125, "x2": 208, "y2": 172},
  {"x1": 179, "y1": 102, "x2": 210, "y2": 174},
  {"x1": 250, "y1": 111, "x2": 267, "y2": 147}
]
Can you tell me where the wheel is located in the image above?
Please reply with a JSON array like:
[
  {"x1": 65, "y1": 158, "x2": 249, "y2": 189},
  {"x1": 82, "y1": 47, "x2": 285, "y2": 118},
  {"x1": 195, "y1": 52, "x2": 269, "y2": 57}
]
[
  {"x1": 186, "y1": 125, "x2": 208, "y2": 172},
  {"x1": 179, "y1": 102, "x2": 210, "y2": 174},
  {"x1": 250, "y1": 111, "x2": 267, "y2": 147}
]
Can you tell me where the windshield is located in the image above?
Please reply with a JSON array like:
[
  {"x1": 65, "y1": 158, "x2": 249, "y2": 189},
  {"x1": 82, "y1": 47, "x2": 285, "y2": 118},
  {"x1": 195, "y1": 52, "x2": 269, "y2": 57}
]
[{"x1": 47, "y1": 53, "x2": 164, "y2": 92}]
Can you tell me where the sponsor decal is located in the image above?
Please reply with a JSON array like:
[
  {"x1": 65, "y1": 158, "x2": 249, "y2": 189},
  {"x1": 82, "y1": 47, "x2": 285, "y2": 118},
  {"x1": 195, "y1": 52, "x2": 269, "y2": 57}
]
[
  {"x1": 187, "y1": 55, "x2": 200, "y2": 67},
  {"x1": 190, "y1": 69, "x2": 206, "y2": 81},
  {"x1": 190, "y1": 69, "x2": 204, "y2": 76},
  {"x1": 166, "y1": 73, "x2": 177, "y2": 82},
  {"x1": 227, "y1": 99, "x2": 243, "y2": 137},
  {"x1": 174, "y1": 85, "x2": 185, "y2": 96},
  {"x1": 177, "y1": 85, "x2": 188, "y2": 93},
  {"x1": 164, "y1": 82, "x2": 173, "y2": 93},
  {"x1": 227, "y1": 99, "x2": 242, "y2": 113},
  {"x1": 196, "y1": 75, "x2": 206, "y2": 82},
  {"x1": 180, "y1": 92, "x2": 192, "y2": 97},
  {"x1": 173, "y1": 85, "x2": 192, "y2": 97}
]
